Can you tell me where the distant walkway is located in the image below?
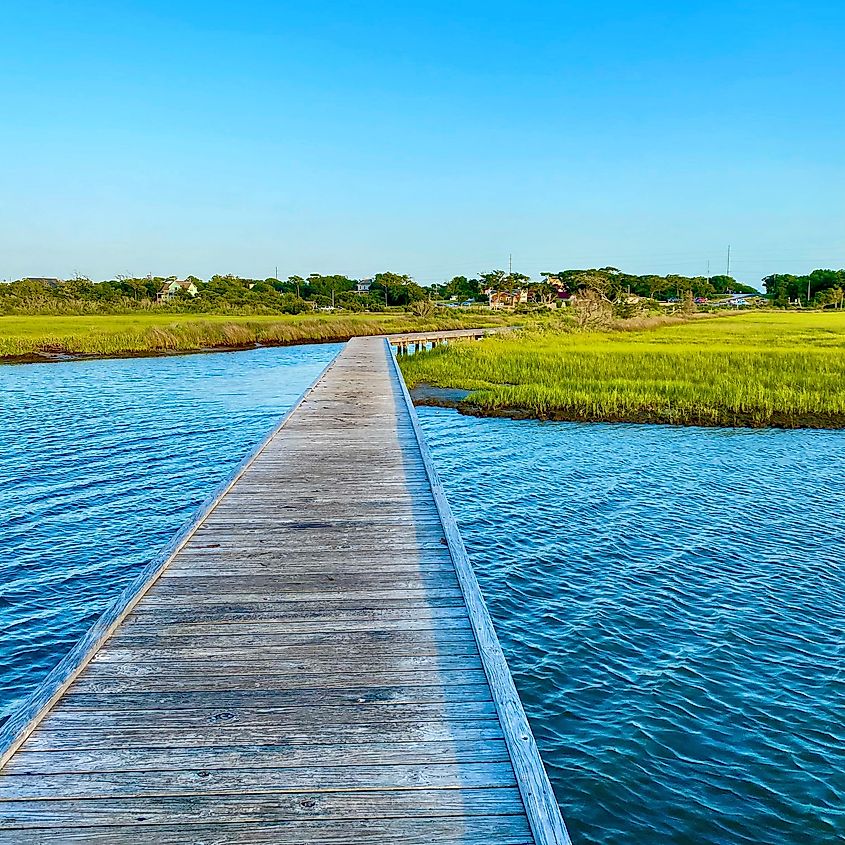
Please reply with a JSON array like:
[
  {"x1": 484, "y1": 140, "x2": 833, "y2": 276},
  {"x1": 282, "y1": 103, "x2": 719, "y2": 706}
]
[
  {"x1": 0, "y1": 336, "x2": 568, "y2": 844},
  {"x1": 387, "y1": 326, "x2": 512, "y2": 352}
]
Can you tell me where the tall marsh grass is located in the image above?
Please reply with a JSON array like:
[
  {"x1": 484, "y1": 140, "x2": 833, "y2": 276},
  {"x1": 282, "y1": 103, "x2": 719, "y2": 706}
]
[
  {"x1": 0, "y1": 313, "x2": 515, "y2": 359},
  {"x1": 400, "y1": 312, "x2": 845, "y2": 428}
]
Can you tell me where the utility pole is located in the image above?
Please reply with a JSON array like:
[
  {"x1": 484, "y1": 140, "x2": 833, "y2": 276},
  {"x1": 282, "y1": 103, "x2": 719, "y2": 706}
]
[
  {"x1": 275, "y1": 265, "x2": 278, "y2": 281},
  {"x1": 706, "y1": 260, "x2": 710, "y2": 282},
  {"x1": 726, "y1": 245, "x2": 731, "y2": 278},
  {"x1": 807, "y1": 276, "x2": 812, "y2": 307},
  {"x1": 508, "y1": 253, "x2": 512, "y2": 277}
]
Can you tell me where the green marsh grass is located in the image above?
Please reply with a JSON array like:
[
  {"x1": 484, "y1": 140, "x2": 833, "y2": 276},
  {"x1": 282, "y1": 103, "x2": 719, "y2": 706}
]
[
  {"x1": 399, "y1": 312, "x2": 845, "y2": 428},
  {"x1": 0, "y1": 312, "x2": 517, "y2": 360}
]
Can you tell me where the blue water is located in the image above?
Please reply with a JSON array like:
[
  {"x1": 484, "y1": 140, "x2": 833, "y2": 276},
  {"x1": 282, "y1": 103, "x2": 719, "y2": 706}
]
[
  {"x1": 0, "y1": 344, "x2": 340, "y2": 720},
  {"x1": 417, "y1": 407, "x2": 845, "y2": 845},
  {"x1": 1, "y1": 349, "x2": 844, "y2": 844}
]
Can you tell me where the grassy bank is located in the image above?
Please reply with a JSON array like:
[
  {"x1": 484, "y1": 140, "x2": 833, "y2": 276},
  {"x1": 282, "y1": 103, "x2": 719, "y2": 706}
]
[
  {"x1": 0, "y1": 312, "x2": 519, "y2": 361},
  {"x1": 399, "y1": 312, "x2": 845, "y2": 428}
]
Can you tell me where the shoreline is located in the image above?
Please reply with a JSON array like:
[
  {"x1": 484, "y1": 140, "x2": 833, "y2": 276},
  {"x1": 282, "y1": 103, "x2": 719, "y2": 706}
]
[
  {"x1": 401, "y1": 313, "x2": 845, "y2": 433},
  {"x1": 410, "y1": 387, "x2": 845, "y2": 431},
  {"x1": 0, "y1": 318, "x2": 515, "y2": 365},
  {"x1": 0, "y1": 335, "x2": 350, "y2": 366}
]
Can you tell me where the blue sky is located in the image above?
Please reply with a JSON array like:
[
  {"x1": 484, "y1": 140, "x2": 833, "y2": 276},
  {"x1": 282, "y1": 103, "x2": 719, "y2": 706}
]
[{"x1": 1, "y1": 0, "x2": 842, "y2": 285}]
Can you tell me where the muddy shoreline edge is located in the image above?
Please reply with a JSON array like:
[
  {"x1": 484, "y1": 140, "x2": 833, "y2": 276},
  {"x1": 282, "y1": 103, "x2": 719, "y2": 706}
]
[
  {"x1": 410, "y1": 386, "x2": 845, "y2": 431},
  {"x1": 0, "y1": 335, "x2": 357, "y2": 365}
]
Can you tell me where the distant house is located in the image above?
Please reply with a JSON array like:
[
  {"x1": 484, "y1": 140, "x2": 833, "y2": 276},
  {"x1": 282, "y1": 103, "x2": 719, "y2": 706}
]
[
  {"x1": 485, "y1": 288, "x2": 529, "y2": 309},
  {"x1": 541, "y1": 277, "x2": 577, "y2": 306},
  {"x1": 156, "y1": 279, "x2": 199, "y2": 303},
  {"x1": 356, "y1": 278, "x2": 373, "y2": 293}
]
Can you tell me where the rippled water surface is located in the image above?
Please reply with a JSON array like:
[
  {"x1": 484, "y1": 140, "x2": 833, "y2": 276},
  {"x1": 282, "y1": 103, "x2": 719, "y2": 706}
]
[
  {"x1": 0, "y1": 345, "x2": 340, "y2": 720},
  {"x1": 417, "y1": 407, "x2": 845, "y2": 845},
  {"x1": 3, "y1": 350, "x2": 844, "y2": 845}
]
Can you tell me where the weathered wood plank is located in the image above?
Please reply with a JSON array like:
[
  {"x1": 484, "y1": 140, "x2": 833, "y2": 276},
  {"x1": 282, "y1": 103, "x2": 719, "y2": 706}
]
[
  {"x1": 23, "y1": 719, "x2": 506, "y2": 753},
  {"x1": 140, "y1": 591, "x2": 464, "y2": 607},
  {"x1": 0, "y1": 822, "x2": 532, "y2": 845},
  {"x1": 104, "y1": 629, "x2": 478, "y2": 651},
  {"x1": 43, "y1": 700, "x2": 498, "y2": 729},
  {"x1": 175, "y1": 540, "x2": 454, "y2": 552},
  {"x1": 57, "y1": 683, "x2": 494, "y2": 710},
  {"x1": 210, "y1": 497, "x2": 439, "y2": 510},
  {"x1": 113, "y1": 595, "x2": 466, "y2": 612},
  {"x1": 169, "y1": 547, "x2": 454, "y2": 560},
  {"x1": 196, "y1": 515, "x2": 446, "y2": 526},
  {"x1": 163, "y1": 562, "x2": 458, "y2": 576},
  {"x1": 126, "y1": 604, "x2": 470, "y2": 621},
  {"x1": 187, "y1": 539, "x2": 452, "y2": 554},
  {"x1": 6, "y1": 739, "x2": 512, "y2": 776},
  {"x1": 91, "y1": 640, "x2": 480, "y2": 662},
  {"x1": 0, "y1": 761, "x2": 518, "y2": 800},
  {"x1": 67, "y1": 668, "x2": 492, "y2": 694},
  {"x1": 79, "y1": 655, "x2": 483, "y2": 680},
  {"x1": 147, "y1": 572, "x2": 461, "y2": 592},
  {"x1": 0, "y1": 786, "x2": 527, "y2": 822},
  {"x1": 118, "y1": 612, "x2": 471, "y2": 636}
]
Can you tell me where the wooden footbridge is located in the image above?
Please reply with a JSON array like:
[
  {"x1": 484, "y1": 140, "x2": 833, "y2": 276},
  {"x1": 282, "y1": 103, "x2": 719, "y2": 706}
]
[
  {"x1": 0, "y1": 335, "x2": 569, "y2": 844},
  {"x1": 387, "y1": 326, "x2": 508, "y2": 355}
]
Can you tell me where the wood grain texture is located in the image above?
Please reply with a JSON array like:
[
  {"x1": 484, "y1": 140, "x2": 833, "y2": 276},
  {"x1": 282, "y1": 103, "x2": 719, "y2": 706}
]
[
  {"x1": 0, "y1": 793, "x2": 531, "y2": 835},
  {"x1": 7, "y1": 740, "x2": 512, "y2": 776},
  {"x1": 22, "y1": 720, "x2": 506, "y2": 754},
  {"x1": 42, "y1": 700, "x2": 499, "y2": 729},
  {"x1": 57, "y1": 683, "x2": 494, "y2": 710},
  {"x1": 0, "y1": 817, "x2": 533, "y2": 845},
  {"x1": 0, "y1": 335, "x2": 567, "y2": 842}
]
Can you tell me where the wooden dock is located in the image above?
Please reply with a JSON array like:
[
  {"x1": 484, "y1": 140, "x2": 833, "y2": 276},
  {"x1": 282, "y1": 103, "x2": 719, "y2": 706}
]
[{"x1": 0, "y1": 336, "x2": 569, "y2": 844}]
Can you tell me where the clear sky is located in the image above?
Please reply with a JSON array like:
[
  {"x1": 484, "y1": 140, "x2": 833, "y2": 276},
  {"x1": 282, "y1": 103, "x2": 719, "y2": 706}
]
[{"x1": 1, "y1": 0, "x2": 842, "y2": 286}]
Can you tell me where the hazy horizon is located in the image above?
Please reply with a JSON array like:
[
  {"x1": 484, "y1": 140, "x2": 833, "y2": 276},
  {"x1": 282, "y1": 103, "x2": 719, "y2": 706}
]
[{"x1": 2, "y1": 1, "x2": 842, "y2": 286}]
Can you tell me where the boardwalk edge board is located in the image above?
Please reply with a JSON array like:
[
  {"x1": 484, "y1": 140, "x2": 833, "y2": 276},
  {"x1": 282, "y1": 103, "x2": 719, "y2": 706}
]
[
  {"x1": 0, "y1": 350, "x2": 342, "y2": 768},
  {"x1": 386, "y1": 337, "x2": 572, "y2": 845}
]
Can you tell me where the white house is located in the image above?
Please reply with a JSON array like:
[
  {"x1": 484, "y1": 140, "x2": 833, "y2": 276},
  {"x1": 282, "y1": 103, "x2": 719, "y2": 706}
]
[{"x1": 156, "y1": 279, "x2": 199, "y2": 303}]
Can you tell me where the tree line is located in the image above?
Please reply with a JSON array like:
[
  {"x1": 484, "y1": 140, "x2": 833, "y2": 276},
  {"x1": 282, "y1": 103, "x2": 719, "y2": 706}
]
[
  {"x1": 2, "y1": 266, "x2": 843, "y2": 315},
  {"x1": 541, "y1": 267, "x2": 759, "y2": 299},
  {"x1": 0, "y1": 272, "x2": 431, "y2": 315},
  {"x1": 763, "y1": 269, "x2": 845, "y2": 308}
]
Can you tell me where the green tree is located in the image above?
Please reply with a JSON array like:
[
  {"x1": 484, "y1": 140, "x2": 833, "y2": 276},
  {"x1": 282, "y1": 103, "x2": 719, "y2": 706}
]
[
  {"x1": 442, "y1": 275, "x2": 481, "y2": 300},
  {"x1": 373, "y1": 271, "x2": 426, "y2": 306},
  {"x1": 818, "y1": 286, "x2": 844, "y2": 309},
  {"x1": 478, "y1": 270, "x2": 507, "y2": 290}
]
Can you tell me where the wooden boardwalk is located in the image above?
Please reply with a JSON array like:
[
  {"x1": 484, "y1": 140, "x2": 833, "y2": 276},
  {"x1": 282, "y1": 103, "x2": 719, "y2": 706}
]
[{"x1": 0, "y1": 336, "x2": 569, "y2": 844}]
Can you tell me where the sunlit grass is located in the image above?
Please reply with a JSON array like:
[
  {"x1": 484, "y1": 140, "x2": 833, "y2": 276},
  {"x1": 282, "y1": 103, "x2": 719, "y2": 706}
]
[
  {"x1": 0, "y1": 312, "x2": 518, "y2": 358},
  {"x1": 399, "y1": 312, "x2": 845, "y2": 428}
]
